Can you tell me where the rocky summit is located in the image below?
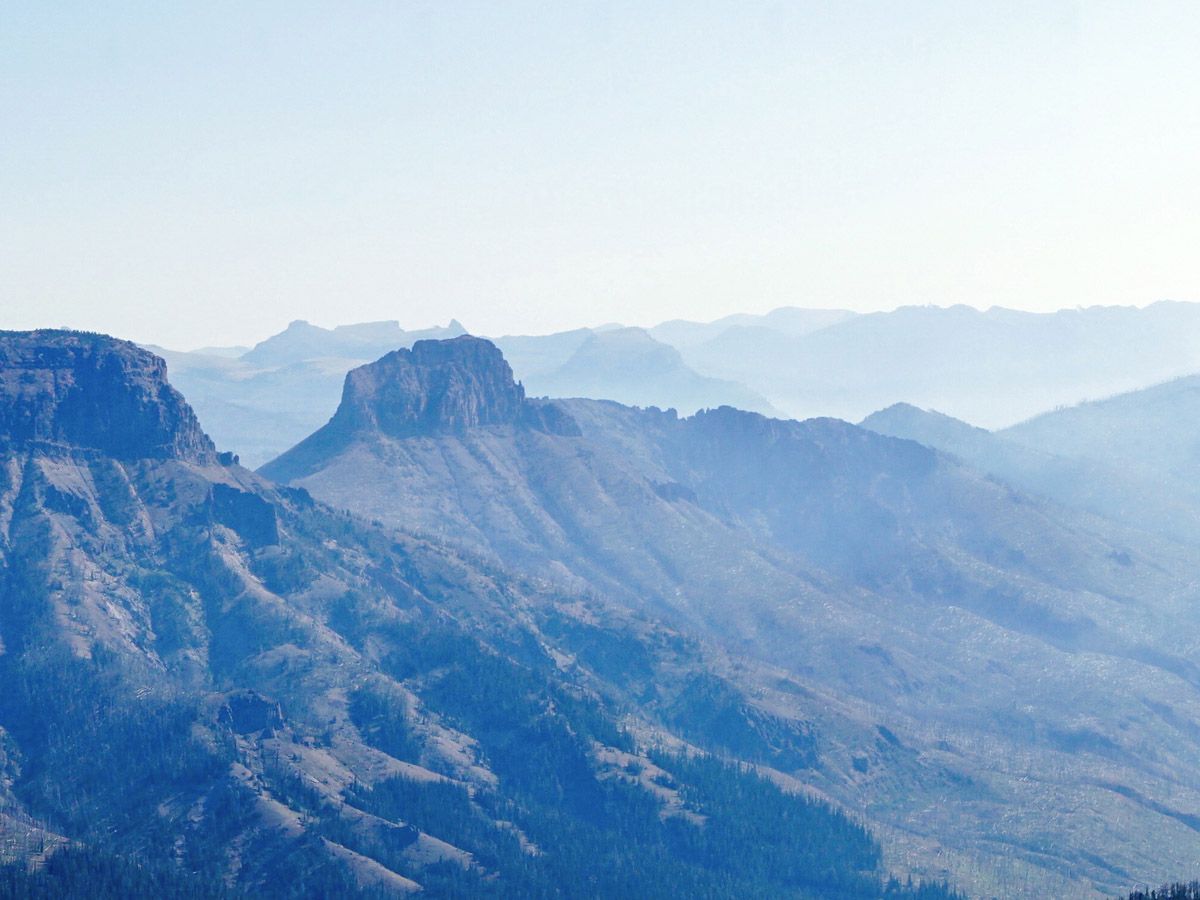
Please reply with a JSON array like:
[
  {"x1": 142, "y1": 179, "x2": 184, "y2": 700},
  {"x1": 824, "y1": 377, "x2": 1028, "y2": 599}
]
[
  {"x1": 337, "y1": 335, "x2": 528, "y2": 435},
  {"x1": 0, "y1": 330, "x2": 214, "y2": 462},
  {"x1": 329, "y1": 335, "x2": 579, "y2": 438},
  {"x1": 264, "y1": 335, "x2": 579, "y2": 481}
]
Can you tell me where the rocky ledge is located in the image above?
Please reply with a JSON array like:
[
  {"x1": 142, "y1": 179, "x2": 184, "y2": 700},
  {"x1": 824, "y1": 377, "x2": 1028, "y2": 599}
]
[{"x1": 0, "y1": 330, "x2": 215, "y2": 461}]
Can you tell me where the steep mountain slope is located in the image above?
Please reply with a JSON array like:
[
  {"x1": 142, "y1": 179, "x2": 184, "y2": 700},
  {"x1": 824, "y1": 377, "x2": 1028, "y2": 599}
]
[
  {"x1": 265, "y1": 335, "x2": 1200, "y2": 897},
  {"x1": 681, "y1": 301, "x2": 1200, "y2": 427},
  {"x1": 0, "y1": 331, "x2": 956, "y2": 899},
  {"x1": 861, "y1": 403, "x2": 1200, "y2": 545}
]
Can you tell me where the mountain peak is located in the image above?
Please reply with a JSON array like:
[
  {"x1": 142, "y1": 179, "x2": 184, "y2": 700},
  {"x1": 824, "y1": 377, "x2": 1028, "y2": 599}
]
[
  {"x1": 557, "y1": 327, "x2": 684, "y2": 373},
  {"x1": 0, "y1": 330, "x2": 215, "y2": 461},
  {"x1": 333, "y1": 336, "x2": 523, "y2": 436},
  {"x1": 860, "y1": 402, "x2": 932, "y2": 426},
  {"x1": 260, "y1": 336, "x2": 578, "y2": 479},
  {"x1": 332, "y1": 336, "x2": 580, "y2": 439}
]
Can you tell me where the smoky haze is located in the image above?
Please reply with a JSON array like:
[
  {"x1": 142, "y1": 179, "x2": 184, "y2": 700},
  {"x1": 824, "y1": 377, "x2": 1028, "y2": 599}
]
[{"x1": 4, "y1": 2, "x2": 1200, "y2": 347}]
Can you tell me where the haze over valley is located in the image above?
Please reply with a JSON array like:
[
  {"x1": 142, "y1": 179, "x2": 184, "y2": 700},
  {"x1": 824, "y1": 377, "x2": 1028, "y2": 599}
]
[
  {"x1": 4, "y1": 304, "x2": 1200, "y2": 895},
  {"x1": 6, "y1": 2, "x2": 1200, "y2": 897}
]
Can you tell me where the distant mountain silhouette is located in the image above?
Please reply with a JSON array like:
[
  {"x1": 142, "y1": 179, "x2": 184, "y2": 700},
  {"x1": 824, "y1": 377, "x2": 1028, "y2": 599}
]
[
  {"x1": 648, "y1": 306, "x2": 855, "y2": 347},
  {"x1": 521, "y1": 327, "x2": 779, "y2": 416},
  {"x1": 155, "y1": 301, "x2": 1200, "y2": 468},
  {"x1": 241, "y1": 318, "x2": 468, "y2": 367},
  {"x1": 1003, "y1": 373, "x2": 1200, "y2": 488},
  {"x1": 490, "y1": 328, "x2": 596, "y2": 382},
  {"x1": 862, "y1": 402, "x2": 1200, "y2": 545},
  {"x1": 680, "y1": 301, "x2": 1200, "y2": 427}
]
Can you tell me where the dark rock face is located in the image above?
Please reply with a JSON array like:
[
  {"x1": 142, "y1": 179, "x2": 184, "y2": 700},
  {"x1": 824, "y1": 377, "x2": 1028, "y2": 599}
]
[
  {"x1": 210, "y1": 484, "x2": 279, "y2": 547},
  {"x1": 331, "y1": 335, "x2": 576, "y2": 438},
  {"x1": 219, "y1": 691, "x2": 284, "y2": 735},
  {"x1": 0, "y1": 330, "x2": 215, "y2": 461},
  {"x1": 260, "y1": 336, "x2": 579, "y2": 481},
  {"x1": 520, "y1": 397, "x2": 582, "y2": 437}
]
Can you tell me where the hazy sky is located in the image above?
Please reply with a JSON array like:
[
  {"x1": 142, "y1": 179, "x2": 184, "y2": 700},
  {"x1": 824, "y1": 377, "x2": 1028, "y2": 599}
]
[{"x1": 3, "y1": 1, "x2": 1199, "y2": 349}]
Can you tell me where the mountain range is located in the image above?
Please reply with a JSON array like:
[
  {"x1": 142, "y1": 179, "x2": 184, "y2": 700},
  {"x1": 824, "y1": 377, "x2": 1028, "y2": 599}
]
[
  {"x1": 676, "y1": 301, "x2": 1200, "y2": 427},
  {"x1": 153, "y1": 301, "x2": 1200, "y2": 469},
  {"x1": 0, "y1": 330, "x2": 966, "y2": 898},
  {"x1": 861, "y1": 402, "x2": 1200, "y2": 547},
  {"x1": 262, "y1": 334, "x2": 1200, "y2": 897},
  {"x1": 7, "y1": 317, "x2": 1200, "y2": 897}
]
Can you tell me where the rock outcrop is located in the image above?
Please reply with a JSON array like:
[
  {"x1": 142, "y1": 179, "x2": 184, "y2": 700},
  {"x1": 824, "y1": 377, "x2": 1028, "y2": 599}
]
[
  {"x1": 209, "y1": 483, "x2": 279, "y2": 547},
  {"x1": 0, "y1": 330, "x2": 215, "y2": 461},
  {"x1": 260, "y1": 336, "x2": 578, "y2": 482},
  {"x1": 330, "y1": 335, "x2": 577, "y2": 438}
]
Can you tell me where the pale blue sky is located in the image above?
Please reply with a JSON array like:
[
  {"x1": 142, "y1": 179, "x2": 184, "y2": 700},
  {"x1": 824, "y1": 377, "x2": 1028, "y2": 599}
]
[{"x1": 3, "y1": 1, "x2": 1199, "y2": 348}]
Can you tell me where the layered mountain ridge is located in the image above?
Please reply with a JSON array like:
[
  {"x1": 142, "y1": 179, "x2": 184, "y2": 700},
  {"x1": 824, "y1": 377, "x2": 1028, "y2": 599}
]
[
  {"x1": 241, "y1": 318, "x2": 469, "y2": 368},
  {"x1": 515, "y1": 327, "x2": 779, "y2": 418},
  {"x1": 9, "y1": 326, "x2": 1200, "y2": 896},
  {"x1": 861, "y1": 401, "x2": 1200, "y2": 546},
  {"x1": 155, "y1": 301, "x2": 1200, "y2": 468},
  {"x1": 0, "y1": 330, "x2": 957, "y2": 899},
  {"x1": 262, "y1": 334, "x2": 1200, "y2": 897},
  {"x1": 678, "y1": 300, "x2": 1200, "y2": 426}
]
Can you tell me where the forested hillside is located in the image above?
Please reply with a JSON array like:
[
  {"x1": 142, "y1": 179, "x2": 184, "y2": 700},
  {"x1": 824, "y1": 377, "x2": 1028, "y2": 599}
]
[{"x1": 0, "y1": 331, "x2": 959, "y2": 898}]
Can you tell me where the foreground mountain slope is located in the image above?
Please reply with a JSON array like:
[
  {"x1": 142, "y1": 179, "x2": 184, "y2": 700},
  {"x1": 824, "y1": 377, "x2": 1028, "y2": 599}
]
[
  {"x1": 0, "y1": 330, "x2": 959, "y2": 899},
  {"x1": 265, "y1": 335, "x2": 1200, "y2": 897}
]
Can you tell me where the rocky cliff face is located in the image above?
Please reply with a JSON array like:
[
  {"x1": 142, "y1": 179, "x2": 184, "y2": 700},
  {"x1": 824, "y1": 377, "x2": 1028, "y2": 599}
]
[
  {"x1": 261, "y1": 336, "x2": 578, "y2": 482},
  {"x1": 0, "y1": 330, "x2": 215, "y2": 461},
  {"x1": 330, "y1": 335, "x2": 576, "y2": 438}
]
